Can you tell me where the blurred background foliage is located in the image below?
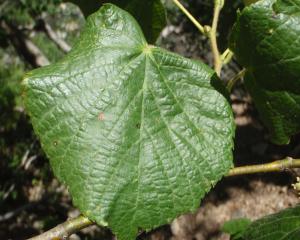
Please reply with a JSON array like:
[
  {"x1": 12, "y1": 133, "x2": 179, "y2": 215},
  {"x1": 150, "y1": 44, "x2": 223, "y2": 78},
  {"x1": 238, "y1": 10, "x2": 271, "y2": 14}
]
[{"x1": 0, "y1": 0, "x2": 243, "y2": 239}]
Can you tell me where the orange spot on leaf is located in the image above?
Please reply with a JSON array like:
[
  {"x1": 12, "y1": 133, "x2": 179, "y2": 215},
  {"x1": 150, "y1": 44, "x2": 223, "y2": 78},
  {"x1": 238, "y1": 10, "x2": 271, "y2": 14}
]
[{"x1": 98, "y1": 112, "x2": 105, "y2": 121}]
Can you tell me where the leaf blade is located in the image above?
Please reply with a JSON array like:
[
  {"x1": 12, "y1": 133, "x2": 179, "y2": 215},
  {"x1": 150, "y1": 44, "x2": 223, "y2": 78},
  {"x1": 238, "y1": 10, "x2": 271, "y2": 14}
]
[
  {"x1": 24, "y1": 4, "x2": 234, "y2": 239},
  {"x1": 230, "y1": 0, "x2": 300, "y2": 144},
  {"x1": 243, "y1": 206, "x2": 300, "y2": 240}
]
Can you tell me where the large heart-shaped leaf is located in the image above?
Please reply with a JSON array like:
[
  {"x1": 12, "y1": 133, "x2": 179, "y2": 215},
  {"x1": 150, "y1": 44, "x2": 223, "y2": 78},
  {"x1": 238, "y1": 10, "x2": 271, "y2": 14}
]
[
  {"x1": 24, "y1": 4, "x2": 234, "y2": 240},
  {"x1": 69, "y1": 0, "x2": 166, "y2": 43},
  {"x1": 230, "y1": 0, "x2": 300, "y2": 144}
]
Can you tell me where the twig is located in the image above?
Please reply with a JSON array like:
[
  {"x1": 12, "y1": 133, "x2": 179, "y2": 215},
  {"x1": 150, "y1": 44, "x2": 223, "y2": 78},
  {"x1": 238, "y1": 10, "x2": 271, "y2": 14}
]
[
  {"x1": 209, "y1": 0, "x2": 224, "y2": 76},
  {"x1": 20, "y1": 141, "x2": 36, "y2": 168},
  {"x1": 221, "y1": 48, "x2": 234, "y2": 65},
  {"x1": 0, "y1": 201, "x2": 36, "y2": 223},
  {"x1": 27, "y1": 215, "x2": 93, "y2": 240},
  {"x1": 226, "y1": 68, "x2": 246, "y2": 92},
  {"x1": 1, "y1": 20, "x2": 49, "y2": 67},
  {"x1": 227, "y1": 157, "x2": 300, "y2": 176},
  {"x1": 2, "y1": 184, "x2": 15, "y2": 202},
  {"x1": 23, "y1": 38, "x2": 50, "y2": 66},
  {"x1": 171, "y1": 0, "x2": 206, "y2": 35},
  {"x1": 24, "y1": 157, "x2": 300, "y2": 239},
  {"x1": 40, "y1": 19, "x2": 71, "y2": 53},
  {"x1": 172, "y1": 0, "x2": 225, "y2": 76}
]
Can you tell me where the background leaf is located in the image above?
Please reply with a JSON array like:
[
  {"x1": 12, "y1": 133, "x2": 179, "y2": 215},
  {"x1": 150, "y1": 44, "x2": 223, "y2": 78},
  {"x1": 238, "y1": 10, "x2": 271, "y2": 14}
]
[
  {"x1": 24, "y1": 4, "x2": 234, "y2": 240},
  {"x1": 222, "y1": 218, "x2": 251, "y2": 240},
  {"x1": 230, "y1": 0, "x2": 300, "y2": 144},
  {"x1": 68, "y1": 0, "x2": 166, "y2": 43},
  {"x1": 243, "y1": 0, "x2": 260, "y2": 5},
  {"x1": 231, "y1": 206, "x2": 300, "y2": 240}
]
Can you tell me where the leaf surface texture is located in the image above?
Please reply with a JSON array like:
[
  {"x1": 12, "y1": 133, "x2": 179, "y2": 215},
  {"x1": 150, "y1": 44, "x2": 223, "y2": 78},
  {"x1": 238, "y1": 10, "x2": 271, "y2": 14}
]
[{"x1": 24, "y1": 4, "x2": 234, "y2": 239}]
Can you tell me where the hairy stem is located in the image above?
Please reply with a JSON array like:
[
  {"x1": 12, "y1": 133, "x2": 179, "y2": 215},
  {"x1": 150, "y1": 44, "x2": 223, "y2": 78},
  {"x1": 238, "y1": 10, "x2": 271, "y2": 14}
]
[
  {"x1": 209, "y1": 0, "x2": 224, "y2": 76},
  {"x1": 227, "y1": 158, "x2": 300, "y2": 176},
  {"x1": 171, "y1": 0, "x2": 206, "y2": 35},
  {"x1": 27, "y1": 215, "x2": 93, "y2": 240}
]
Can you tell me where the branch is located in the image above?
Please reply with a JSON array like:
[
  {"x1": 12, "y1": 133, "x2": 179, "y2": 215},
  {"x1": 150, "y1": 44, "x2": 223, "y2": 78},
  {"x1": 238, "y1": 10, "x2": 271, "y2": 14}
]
[
  {"x1": 227, "y1": 157, "x2": 300, "y2": 176},
  {"x1": 22, "y1": 38, "x2": 50, "y2": 67},
  {"x1": 221, "y1": 48, "x2": 234, "y2": 65},
  {"x1": 171, "y1": 0, "x2": 206, "y2": 35},
  {"x1": 172, "y1": 0, "x2": 226, "y2": 76},
  {"x1": 209, "y1": 0, "x2": 224, "y2": 76},
  {"x1": 0, "y1": 201, "x2": 35, "y2": 223},
  {"x1": 39, "y1": 19, "x2": 71, "y2": 53},
  {"x1": 25, "y1": 160, "x2": 300, "y2": 239},
  {"x1": 27, "y1": 215, "x2": 93, "y2": 240},
  {"x1": 1, "y1": 20, "x2": 49, "y2": 67}
]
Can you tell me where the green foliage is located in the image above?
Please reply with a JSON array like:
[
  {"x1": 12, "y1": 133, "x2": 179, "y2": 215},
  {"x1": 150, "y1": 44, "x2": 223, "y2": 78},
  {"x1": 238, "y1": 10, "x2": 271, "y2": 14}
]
[
  {"x1": 243, "y1": 0, "x2": 259, "y2": 5},
  {"x1": 24, "y1": 4, "x2": 234, "y2": 239},
  {"x1": 0, "y1": 49, "x2": 34, "y2": 206},
  {"x1": 0, "y1": 0, "x2": 62, "y2": 26},
  {"x1": 222, "y1": 218, "x2": 251, "y2": 240},
  {"x1": 230, "y1": 0, "x2": 300, "y2": 144},
  {"x1": 0, "y1": 61, "x2": 24, "y2": 130},
  {"x1": 273, "y1": 0, "x2": 300, "y2": 13},
  {"x1": 69, "y1": 0, "x2": 166, "y2": 43},
  {"x1": 1, "y1": 0, "x2": 299, "y2": 238},
  {"x1": 225, "y1": 206, "x2": 300, "y2": 240}
]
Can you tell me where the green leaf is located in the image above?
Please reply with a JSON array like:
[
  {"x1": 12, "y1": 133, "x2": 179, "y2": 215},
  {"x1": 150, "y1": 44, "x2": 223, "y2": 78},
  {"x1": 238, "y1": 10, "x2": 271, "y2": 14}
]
[
  {"x1": 222, "y1": 218, "x2": 251, "y2": 240},
  {"x1": 273, "y1": 0, "x2": 300, "y2": 14},
  {"x1": 238, "y1": 205, "x2": 300, "y2": 240},
  {"x1": 69, "y1": 0, "x2": 166, "y2": 43},
  {"x1": 243, "y1": 0, "x2": 260, "y2": 5},
  {"x1": 230, "y1": 0, "x2": 300, "y2": 144},
  {"x1": 24, "y1": 4, "x2": 234, "y2": 240}
]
